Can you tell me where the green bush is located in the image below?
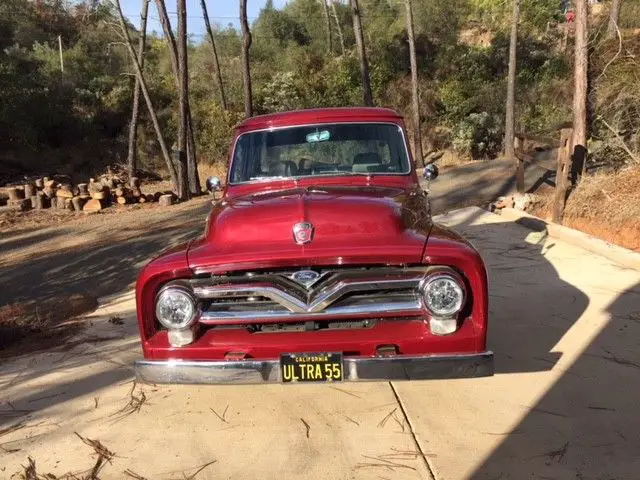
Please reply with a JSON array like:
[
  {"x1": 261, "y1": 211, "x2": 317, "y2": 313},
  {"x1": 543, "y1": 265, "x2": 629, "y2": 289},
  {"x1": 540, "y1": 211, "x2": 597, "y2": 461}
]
[
  {"x1": 193, "y1": 101, "x2": 243, "y2": 164},
  {"x1": 452, "y1": 112, "x2": 503, "y2": 159}
]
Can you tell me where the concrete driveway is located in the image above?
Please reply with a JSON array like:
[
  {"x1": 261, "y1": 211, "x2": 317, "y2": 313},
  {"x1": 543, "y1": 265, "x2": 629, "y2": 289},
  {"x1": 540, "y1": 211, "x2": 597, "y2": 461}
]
[{"x1": 2, "y1": 207, "x2": 639, "y2": 479}]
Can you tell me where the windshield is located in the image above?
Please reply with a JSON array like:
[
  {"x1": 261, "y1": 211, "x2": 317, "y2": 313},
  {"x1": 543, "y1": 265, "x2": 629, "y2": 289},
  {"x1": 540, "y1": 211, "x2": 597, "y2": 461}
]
[{"x1": 229, "y1": 123, "x2": 411, "y2": 184}]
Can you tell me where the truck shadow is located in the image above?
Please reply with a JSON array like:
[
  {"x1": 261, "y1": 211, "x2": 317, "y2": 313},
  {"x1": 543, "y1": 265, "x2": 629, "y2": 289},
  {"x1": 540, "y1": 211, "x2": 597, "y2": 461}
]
[
  {"x1": 0, "y1": 202, "x2": 211, "y2": 307},
  {"x1": 440, "y1": 209, "x2": 590, "y2": 375},
  {"x1": 472, "y1": 279, "x2": 640, "y2": 479},
  {"x1": 445, "y1": 209, "x2": 640, "y2": 479}
]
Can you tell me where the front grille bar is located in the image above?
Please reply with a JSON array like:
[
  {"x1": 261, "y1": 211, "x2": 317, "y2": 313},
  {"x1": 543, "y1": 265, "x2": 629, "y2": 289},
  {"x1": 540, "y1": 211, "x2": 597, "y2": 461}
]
[{"x1": 190, "y1": 267, "x2": 435, "y2": 325}]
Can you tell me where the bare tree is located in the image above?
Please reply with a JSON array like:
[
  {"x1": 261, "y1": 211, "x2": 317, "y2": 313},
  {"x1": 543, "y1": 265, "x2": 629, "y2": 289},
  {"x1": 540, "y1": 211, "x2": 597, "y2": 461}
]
[
  {"x1": 154, "y1": 0, "x2": 200, "y2": 195},
  {"x1": 573, "y1": 0, "x2": 589, "y2": 179},
  {"x1": 321, "y1": 0, "x2": 333, "y2": 53},
  {"x1": 126, "y1": 0, "x2": 149, "y2": 180},
  {"x1": 176, "y1": 0, "x2": 189, "y2": 200},
  {"x1": 240, "y1": 0, "x2": 253, "y2": 118},
  {"x1": 504, "y1": 0, "x2": 523, "y2": 193},
  {"x1": 606, "y1": 0, "x2": 622, "y2": 40},
  {"x1": 331, "y1": 1, "x2": 345, "y2": 56},
  {"x1": 350, "y1": 0, "x2": 373, "y2": 106},
  {"x1": 553, "y1": 0, "x2": 589, "y2": 224},
  {"x1": 113, "y1": 0, "x2": 178, "y2": 190},
  {"x1": 200, "y1": 0, "x2": 227, "y2": 109},
  {"x1": 404, "y1": 0, "x2": 423, "y2": 167}
]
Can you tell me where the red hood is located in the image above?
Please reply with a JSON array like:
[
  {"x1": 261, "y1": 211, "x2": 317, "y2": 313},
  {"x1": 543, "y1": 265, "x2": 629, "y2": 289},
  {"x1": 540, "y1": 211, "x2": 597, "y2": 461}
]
[{"x1": 187, "y1": 185, "x2": 433, "y2": 273}]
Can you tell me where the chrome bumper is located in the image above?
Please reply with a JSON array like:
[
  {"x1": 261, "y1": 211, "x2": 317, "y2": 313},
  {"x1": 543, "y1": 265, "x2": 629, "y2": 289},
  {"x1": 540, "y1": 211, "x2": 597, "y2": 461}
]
[{"x1": 134, "y1": 352, "x2": 493, "y2": 384}]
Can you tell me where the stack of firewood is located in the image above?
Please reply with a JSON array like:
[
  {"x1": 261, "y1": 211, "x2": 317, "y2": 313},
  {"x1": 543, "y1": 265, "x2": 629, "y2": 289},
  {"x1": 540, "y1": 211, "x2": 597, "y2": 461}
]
[{"x1": 0, "y1": 175, "x2": 176, "y2": 213}]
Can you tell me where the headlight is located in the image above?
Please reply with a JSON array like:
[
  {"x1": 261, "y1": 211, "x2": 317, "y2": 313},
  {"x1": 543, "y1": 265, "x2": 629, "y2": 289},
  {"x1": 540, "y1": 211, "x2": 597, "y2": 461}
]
[
  {"x1": 422, "y1": 274, "x2": 464, "y2": 317},
  {"x1": 155, "y1": 287, "x2": 197, "y2": 329}
]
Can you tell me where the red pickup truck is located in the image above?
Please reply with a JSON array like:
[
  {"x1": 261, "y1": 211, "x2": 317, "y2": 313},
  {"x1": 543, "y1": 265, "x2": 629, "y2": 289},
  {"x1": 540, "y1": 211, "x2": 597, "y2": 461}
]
[{"x1": 134, "y1": 107, "x2": 493, "y2": 384}]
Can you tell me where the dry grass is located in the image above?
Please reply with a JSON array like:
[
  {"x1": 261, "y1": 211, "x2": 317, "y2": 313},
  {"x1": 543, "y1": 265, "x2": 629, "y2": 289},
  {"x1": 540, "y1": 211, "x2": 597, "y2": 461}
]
[
  {"x1": 532, "y1": 165, "x2": 640, "y2": 251},
  {"x1": 197, "y1": 162, "x2": 228, "y2": 183},
  {"x1": 564, "y1": 166, "x2": 640, "y2": 224}
]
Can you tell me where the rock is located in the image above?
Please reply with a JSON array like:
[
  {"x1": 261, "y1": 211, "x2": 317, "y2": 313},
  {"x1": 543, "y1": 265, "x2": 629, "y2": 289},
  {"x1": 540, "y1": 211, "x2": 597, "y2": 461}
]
[{"x1": 514, "y1": 193, "x2": 536, "y2": 211}]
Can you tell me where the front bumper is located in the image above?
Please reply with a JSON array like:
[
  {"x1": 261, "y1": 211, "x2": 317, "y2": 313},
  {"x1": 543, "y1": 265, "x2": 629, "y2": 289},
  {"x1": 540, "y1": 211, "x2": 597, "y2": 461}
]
[{"x1": 134, "y1": 351, "x2": 493, "y2": 384}]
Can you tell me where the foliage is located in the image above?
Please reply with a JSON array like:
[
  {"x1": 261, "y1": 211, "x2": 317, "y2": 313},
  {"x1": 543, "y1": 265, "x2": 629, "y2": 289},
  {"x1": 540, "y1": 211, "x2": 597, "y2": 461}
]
[
  {"x1": 4, "y1": 0, "x2": 639, "y2": 181},
  {"x1": 452, "y1": 112, "x2": 503, "y2": 159}
]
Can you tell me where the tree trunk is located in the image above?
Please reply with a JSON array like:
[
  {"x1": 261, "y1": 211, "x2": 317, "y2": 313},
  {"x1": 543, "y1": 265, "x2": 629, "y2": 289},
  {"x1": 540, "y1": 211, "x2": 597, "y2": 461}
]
[
  {"x1": 331, "y1": 1, "x2": 346, "y2": 56},
  {"x1": 573, "y1": 0, "x2": 589, "y2": 180},
  {"x1": 176, "y1": 0, "x2": 189, "y2": 200},
  {"x1": 200, "y1": 0, "x2": 227, "y2": 109},
  {"x1": 155, "y1": 0, "x2": 199, "y2": 195},
  {"x1": 126, "y1": 0, "x2": 150, "y2": 181},
  {"x1": 114, "y1": 0, "x2": 178, "y2": 190},
  {"x1": 606, "y1": 0, "x2": 622, "y2": 40},
  {"x1": 321, "y1": 0, "x2": 333, "y2": 54},
  {"x1": 504, "y1": 0, "x2": 522, "y2": 192},
  {"x1": 404, "y1": 0, "x2": 423, "y2": 168},
  {"x1": 350, "y1": 0, "x2": 373, "y2": 106},
  {"x1": 240, "y1": 0, "x2": 253, "y2": 118}
]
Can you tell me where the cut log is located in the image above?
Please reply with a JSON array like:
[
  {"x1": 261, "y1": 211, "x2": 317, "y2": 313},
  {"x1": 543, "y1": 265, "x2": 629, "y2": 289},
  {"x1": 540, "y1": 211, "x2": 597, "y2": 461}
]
[
  {"x1": 101, "y1": 177, "x2": 116, "y2": 189},
  {"x1": 132, "y1": 187, "x2": 142, "y2": 197},
  {"x1": 116, "y1": 196, "x2": 129, "y2": 205},
  {"x1": 158, "y1": 194, "x2": 174, "y2": 207},
  {"x1": 115, "y1": 187, "x2": 131, "y2": 197},
  {"x1": 71, "y1": 196, "x2": 86, "y2": 212},
  {"x1": 8, "y1": 199, "x2": 31, "y2": 211},
  {"x1": 31, "y1": 195, "x2": 44, "y2": 210},
  {"x1": 42, "y1": 187, "x2": 56, "y2": 199},
  {"x1": 44, "y1": 179, "x2": 56, "y2": 189},
  {"x1": 89, "y1": 181, "x2": 104, "y2": 193},
  {"x1": 145, "y1": 194, "x2": 154, "y2": 203},
  {"x1": 7, "y1": 187, "x2": 25, "y2": 201},
  {"x1": 77, "y1": 183, "x2": 89, "y2": 196},
  {"x1": 35, "y1": 178, "x2": 44, "y2": 189},
  {"x1": 153, "y1": 191, "x2": 163, "y2": 202},
  {"x1": 90, "y1": 190, "x2": 108, "y2": 200},
  {"x1": 138, "y1": 195, "x2": 147, "y2": 204},
  {"x1": 56, "y1": 189, "x2": 74, "y2": 199},
  {"x1": 24, "y1": 183, "x2": 36, "y2": 197},
  {"x1": 129, "y1": 176, "x2": 141, "y2": 188},
  {"x1": 83, "y1": 199, "x2": 104, "y2": 212}
]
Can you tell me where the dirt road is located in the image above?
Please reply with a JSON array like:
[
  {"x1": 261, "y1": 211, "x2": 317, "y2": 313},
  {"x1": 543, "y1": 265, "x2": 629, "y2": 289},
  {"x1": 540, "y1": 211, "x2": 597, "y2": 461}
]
[
  {"x1": 2, "y1": 207, "x2": 639, "y2": 479},
  {"x1": 426, "y1": 153, "x2": 556, "y2": 214}
]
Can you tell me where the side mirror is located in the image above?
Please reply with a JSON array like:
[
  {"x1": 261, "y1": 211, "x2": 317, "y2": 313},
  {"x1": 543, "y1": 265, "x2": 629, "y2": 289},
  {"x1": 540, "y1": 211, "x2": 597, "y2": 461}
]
[
  {"x1": 423, "y1": 164, "x2": 439, "y2": 181},
  {"x1": 206, "y1": 176, "x2": 222, "y2": 193}
]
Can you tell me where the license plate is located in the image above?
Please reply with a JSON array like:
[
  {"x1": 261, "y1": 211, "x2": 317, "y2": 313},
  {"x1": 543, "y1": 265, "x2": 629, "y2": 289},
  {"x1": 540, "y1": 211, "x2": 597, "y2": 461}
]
[{"x1": 280, "y1": 352, "x2": 343, "y2": 383}]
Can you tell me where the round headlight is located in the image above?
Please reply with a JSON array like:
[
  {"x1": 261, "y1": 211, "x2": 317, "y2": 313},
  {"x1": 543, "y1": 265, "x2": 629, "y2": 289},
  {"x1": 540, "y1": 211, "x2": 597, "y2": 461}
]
[
  {"x1": 422, "y1": 274, "x2": 464, "y2": 317},
  {"x1": 155, "y1": 287, "x2": 197, "y2": 329}
]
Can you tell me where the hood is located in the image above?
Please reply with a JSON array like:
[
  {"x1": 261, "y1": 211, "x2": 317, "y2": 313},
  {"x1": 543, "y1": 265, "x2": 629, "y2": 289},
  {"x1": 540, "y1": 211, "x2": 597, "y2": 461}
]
[{"x1": 187, "y1": 185, "x2": 432, "y2": 273}]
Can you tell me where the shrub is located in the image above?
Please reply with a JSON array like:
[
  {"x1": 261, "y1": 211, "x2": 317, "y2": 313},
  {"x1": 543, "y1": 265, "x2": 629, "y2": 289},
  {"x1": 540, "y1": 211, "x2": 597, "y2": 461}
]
[{"x1": 452, "y1": 111, "x2": 503, "y2": 159}]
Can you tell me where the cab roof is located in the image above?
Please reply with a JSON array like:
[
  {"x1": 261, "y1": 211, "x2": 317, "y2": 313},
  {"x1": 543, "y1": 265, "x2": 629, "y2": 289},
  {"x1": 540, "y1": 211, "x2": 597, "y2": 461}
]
[{"x1": 235, "y1": 107, "x2": 404, "y2": 133}]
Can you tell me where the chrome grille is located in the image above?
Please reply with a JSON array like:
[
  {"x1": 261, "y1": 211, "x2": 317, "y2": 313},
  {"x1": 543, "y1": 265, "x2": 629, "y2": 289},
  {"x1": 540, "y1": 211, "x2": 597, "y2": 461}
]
[{"x1": 190, "y1": 267, "x2": 432, "y2": 325}]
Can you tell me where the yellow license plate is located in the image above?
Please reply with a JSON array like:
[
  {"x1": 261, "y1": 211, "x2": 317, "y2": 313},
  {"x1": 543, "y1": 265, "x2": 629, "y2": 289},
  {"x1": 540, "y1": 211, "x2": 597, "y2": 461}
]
[{"x1": 280, "y1": 352, "x2": 343, "y2": 383}]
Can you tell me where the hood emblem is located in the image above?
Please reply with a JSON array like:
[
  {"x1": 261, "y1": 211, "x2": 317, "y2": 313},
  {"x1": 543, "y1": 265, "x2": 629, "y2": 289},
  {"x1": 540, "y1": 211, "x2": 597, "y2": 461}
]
[
  {"x1": 289, "y1": 270, "x2": 321, "y2": 288},
  {"x1": 293, "y1": 222, "x2": 314, "y2": 245}
]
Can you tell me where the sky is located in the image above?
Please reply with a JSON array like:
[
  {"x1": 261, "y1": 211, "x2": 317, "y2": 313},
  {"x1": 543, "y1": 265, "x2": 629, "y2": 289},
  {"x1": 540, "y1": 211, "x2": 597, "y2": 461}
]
[{"x1": 120, "y1": 0, "x2": 289, "y2": 39}]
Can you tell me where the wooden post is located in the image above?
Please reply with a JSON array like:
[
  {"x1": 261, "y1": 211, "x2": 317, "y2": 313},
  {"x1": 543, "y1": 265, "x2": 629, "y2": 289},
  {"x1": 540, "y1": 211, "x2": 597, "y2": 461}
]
[{"x1": 552, "y1": 128, "x2": 574, "y2": 224}]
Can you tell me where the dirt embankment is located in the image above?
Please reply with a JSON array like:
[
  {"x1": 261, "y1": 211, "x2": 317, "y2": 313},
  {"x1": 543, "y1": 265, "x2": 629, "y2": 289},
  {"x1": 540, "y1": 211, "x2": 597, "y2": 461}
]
[{"x1": 532, "y1": 165, "x2": 640, "y2": 252}]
